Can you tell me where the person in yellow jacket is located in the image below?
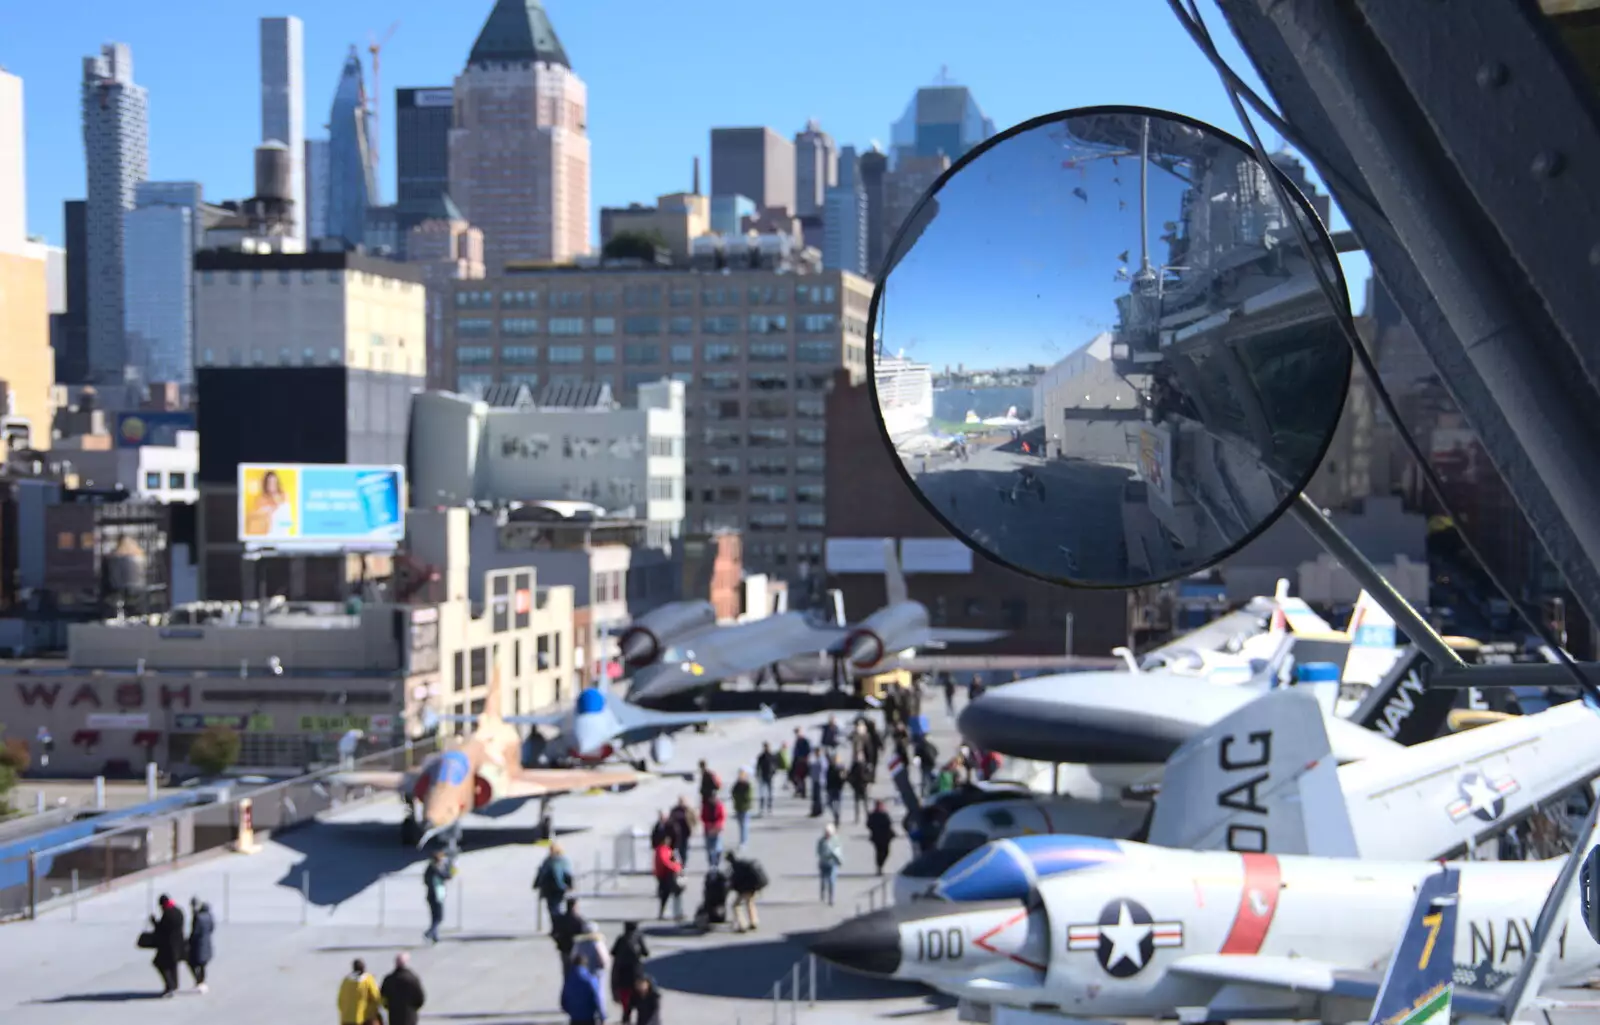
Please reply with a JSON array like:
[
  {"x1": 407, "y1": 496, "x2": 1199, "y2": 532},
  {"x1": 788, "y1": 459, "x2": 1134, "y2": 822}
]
[{"x1": 337, "y1": 958, "x2": 384, "y2": 1025}]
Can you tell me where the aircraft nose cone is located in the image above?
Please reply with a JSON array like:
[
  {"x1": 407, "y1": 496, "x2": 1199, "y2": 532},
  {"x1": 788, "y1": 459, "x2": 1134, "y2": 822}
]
[
  {"x1": 619, "y1": 632, "x2": 653, "y2": 665},
  {"x1": 808, "y1": 908, "x2": 903, "y2": 977}
]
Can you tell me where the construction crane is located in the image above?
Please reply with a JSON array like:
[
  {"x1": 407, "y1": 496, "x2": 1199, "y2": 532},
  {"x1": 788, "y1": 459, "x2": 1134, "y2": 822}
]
[{"x1": 366, "y1": 21, "x2": 400, "y2": 194}]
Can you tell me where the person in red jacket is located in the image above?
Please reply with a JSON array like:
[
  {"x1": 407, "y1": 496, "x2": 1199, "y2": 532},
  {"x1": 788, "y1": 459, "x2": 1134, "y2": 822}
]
[
  {"x1": 701, "y1": 795, "x2": 728, "y2": 868},
  {"x1": 653, "y1": 841, "x2": 684, "y2": 921}
]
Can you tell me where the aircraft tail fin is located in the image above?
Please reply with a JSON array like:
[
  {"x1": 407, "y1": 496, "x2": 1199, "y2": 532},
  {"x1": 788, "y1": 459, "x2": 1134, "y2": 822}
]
[
  {"x1": 1268, "y1": 579, "x2": 1290, "y2": 637},
  {"x1": 827, "y1": 588, "x2": 846, "y2": 628},
  {"x1": 882, "y1": 539, "x2": 908, "y2": 606},
  {"x1": 1147, "y1": 687, "x2": 1360, "y2": 857},
  {"x1": 1368, "y1": 868, "x2": 1460, "y2": 1025},
  {"x1": 481, "y1": 662, "x2": 505, "y2": 725},
  {"x1": 1342, "y1": 591, "x2": 1402, "y2": 685},
  {"x1": 1348, "y1": 647, "x2": 1457, "y2": 745}
]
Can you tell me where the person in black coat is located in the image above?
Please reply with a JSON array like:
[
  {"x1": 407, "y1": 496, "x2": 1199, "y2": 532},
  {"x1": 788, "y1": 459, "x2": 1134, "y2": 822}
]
[
  {"x1": 866, "y1": 801, "x2": 896, "y2": 875},
  {"x1": 610, "y1": 921, "x2": 651, "y2": 1023},
  {"x1": 186, "y1": 897, "x2": 215, "y2": 992},
  {"x1": 381, "y1": 952, "x2": 427, "y2": 1025},
  {"x1": 148, "y1": 893, "x2": 186, "y2": 997},
  {"x1": 632, "y1": 974, "x2": 663, "y2": 1025}
]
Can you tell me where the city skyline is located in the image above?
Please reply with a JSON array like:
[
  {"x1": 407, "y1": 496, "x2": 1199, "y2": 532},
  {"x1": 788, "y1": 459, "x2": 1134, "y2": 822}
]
[{"x1": 1, "y1": 0, "x2": 1369, "y2": 310}]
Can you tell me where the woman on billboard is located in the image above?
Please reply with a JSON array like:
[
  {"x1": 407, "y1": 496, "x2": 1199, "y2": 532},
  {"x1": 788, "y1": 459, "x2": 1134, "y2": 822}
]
[{"x1": 243, "y1": 469, "x2": 296, "y2": 538}]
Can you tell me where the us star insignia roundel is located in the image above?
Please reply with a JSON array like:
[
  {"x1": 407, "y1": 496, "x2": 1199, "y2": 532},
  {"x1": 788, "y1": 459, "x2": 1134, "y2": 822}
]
[
  {"x1": 1067, "y1": 898, "x2": 1184, "y2": 977},
  {"x1": 1445, "y1": 770, "x2": 1520, "y2": 824}
]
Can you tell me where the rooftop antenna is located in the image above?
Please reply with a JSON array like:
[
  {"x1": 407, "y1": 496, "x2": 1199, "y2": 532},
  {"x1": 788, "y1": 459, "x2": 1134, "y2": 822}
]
[
  {"x1": 692, "y1": 156, "x2": 701, "y2": 196},
  {"x1": 935, "y1": 64, "x2": 954, "y2": 85}
]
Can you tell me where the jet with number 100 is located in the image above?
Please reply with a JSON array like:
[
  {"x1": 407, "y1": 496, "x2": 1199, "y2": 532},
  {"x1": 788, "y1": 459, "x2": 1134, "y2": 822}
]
[{"x1": 808, "y1": 761, "x2": 1600, "y2": 1024}]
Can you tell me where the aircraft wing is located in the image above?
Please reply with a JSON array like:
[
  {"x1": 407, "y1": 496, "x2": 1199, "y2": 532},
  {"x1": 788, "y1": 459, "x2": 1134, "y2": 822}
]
[
  {"x1": 1140, "y1": 608, "x2": 1267, "y2": 664},
  {"x1": 501, "y1": 713, "x2": 571, "y2": 728},
  {"x1": 923, "y1": 628, "x2": 1009, "y2": 646},
  {"x1": 616, "y1": 703, "x2": 776, "y2": 734},
  {"x1": 1166, "y1": 956, "x2": 1506, "y2": 1017},
  {"x1": 329, "y1": 770, "x2": 409, "y2": 790},
  {"x1": 503, "y1": 766, "x2": 651, "y2": 798}
]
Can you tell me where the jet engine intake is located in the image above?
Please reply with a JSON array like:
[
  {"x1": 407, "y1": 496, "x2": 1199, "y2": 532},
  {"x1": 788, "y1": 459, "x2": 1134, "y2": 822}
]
[
  {"x1": 473, "y1": 762, "x2": 509, "y2": 809},
  {"x1": 844, "y1": 629, "x2": 885, "y2": 670},
  {"x1": 619, "y1": 601, "x2": 717, "y2": 666}
]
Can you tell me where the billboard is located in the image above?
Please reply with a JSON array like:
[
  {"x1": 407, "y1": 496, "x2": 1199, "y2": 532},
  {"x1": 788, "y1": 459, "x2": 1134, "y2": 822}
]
[
  {"x1": 116, "y1": 411, "x2": 196, "y2": 448},
  {"x1": 238, "y1": 463, "x2": 405, "y2": 549},
  {"x1": 825, "y1": 537, "x2": 892, "y2": 574}
]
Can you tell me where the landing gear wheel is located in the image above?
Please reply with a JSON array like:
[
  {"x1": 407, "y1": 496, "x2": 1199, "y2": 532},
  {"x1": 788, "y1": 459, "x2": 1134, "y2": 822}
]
[
  {"x1": 400, "y1": 816, "x2": 422, "y2": 847},
  {"x1": 633, "y1": 759, "x2": 648, "y2": 772}
]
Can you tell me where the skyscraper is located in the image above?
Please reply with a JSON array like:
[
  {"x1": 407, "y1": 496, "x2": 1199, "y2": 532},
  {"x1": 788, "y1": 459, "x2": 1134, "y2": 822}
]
[
  {"x1": 55, "y1": 200, "x2": 90, "y2": 384},
  {"x1": 449, "y1": 0, "x2": 590, "y2": 271},
  {"x1": 710, "y1": 127, "x2": 796, "y2": 215},
  {"x1": 260, "y1": 17, "x2": 306, "y2": 245},
  {"x1": 325, "y1": 48, "x2": 378, "y2": 248},
  {"x1": 857, "y1": 146, "x2": 888, "y2": 275},
  {"x1": 304, "y1": 137, "x2": 330, "y2": 240},
  {"x1": 398, "y1": 87, "x2": 453, "y2": 205},
  {"x1": 0, "y1": 68, "x2": 55, "y2": 452},
  {"x1": 82, "y1": 42, "x2": 149, "y2": 384},
  {"x1": 822, "y1": 146, "x2": 867, "y2": 276},
  {"x1": 124, "y1": 182, "x2": 202, "y2": 387},
  {"x1": 794, "y1": 120, "x2": 837, "y2": 219},
  {"x1": 888, "y1": 84, "x2": 994, "y2": 169}
]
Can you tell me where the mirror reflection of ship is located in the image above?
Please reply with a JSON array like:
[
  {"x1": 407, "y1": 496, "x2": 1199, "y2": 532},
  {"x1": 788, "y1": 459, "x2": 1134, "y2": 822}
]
[{"x1": 878, "y1": 351, "x2": 964, "y2": 457}]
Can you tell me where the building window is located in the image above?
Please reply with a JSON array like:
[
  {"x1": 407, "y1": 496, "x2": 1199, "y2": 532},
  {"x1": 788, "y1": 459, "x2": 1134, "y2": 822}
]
[
  {"x1": 623, "y1": 343, "x2": 660, "y2": 365},
  {"x1": 796, "y1": 484, "x2": 824, "y2": 504},
  {"x1": 749, "y1": 341, "x2": 788, "y2": 362},
  {"x1": 506, "y1": 372, "x2": 540, "y2": 389},
  {"x1": 456, "y1": 373, "x2": 494, "y2": 398},
  {"x1": 703, "y1": 343, "x2": 737, "y2": 363},
  {"x1": 593, "y1": 345, "x2": 616, "y2": 364},
  {"x1": 548, "y1": 345, "x2": 584, "y2": 364},
  {"x1": 702, "y1": 315, "x2": 739, "y2": 335},
  {"x1": 623, "y1": 371, "x2": 663, "y2": 394},
  {"x1": 798, "y1": 314, "x2": 838, "y2": 334},
  {"x1": 704, "y1": 428, "x2": 742, "y2": 448},
  {"x1": 455, "y1": 289, "x2": 494, "y2": 309},
  {"x1": 748, "y1": 398, "x2": 789, "y2": 419},
  {"x1": 795, "y1": 373, "x2": 832, "y2": 392},
  {"x1": 279, "y1": 347, "x2": 292, "y2": 365},
  {"x1": 201, "y1": 348, "x2": 214, "y2": 365},
  {"x1": 701, "y1": 286, "x2": 740, "y2": 306},
  {"x1": 593, "y1": 290, "x2": 617, "y2": 310},
  {"x1": 456, "y1": 317, "x2": 493, "y2": 337},
  {"x1": 748, "y1": 284, "x2": 788, "y2": 305},
  {"x1": 748, "y1": 455, "x2": 787, "y2": 476},
  {"x1": 703, "y1": 399, "x2": 740, "y2": 421},
  {"x1": 623, "y1": 315, "x2": 662, "y2": 335},
  {"x1": 501, "y1": 345, "x2": 539, "y2": 365},
  {"x1": 169, "y1": 472, "x2": 187, "y2": 490},
  {"x1": 749, "y1": 484, "x2": 788, "y2": 503},
  {"x1": 797, "y1": 426, "x2": 825, "y2": 447},
  {"x1": 797, "y1": 340, "x2": 838, "y2": 362},
  {"x1": 501, "y1": 289, "x2": 539, "y2": 309},
  {"x1": 144, "y1": 472, "x2": 161, "y2": 490},
  {"x1": 453, "y1": 650, "x2": 465, "y2": 692},
  {"x1": 707, "y1": 456, "x2": 740, "y2": 476},
  {"x1": 593, "y1": 316, "x2": 616, "y2": 335},
  {"x1": 669, "y1": 344, "x2": 694, "y2": 364},
  {"x1": 648, "y1": 477, "x2": 678, "y2": 500},
  {"x1": 470, "y1": 647, "x2": 488, "y2": 689},
  {"x1": 553, "y1": 289, "x2": 586, "y2": 309},
  {"x1": 748, "y1": 371, "x2": 788, "y2": 391},
  {"x1": 795, "y1": 284, "x2": 837, "y2": 305},
  {"x1": 457, "y1": 346, "x2": 494, "y2": 365},
  {"x1": 749, "y1": 511, "x2": 790, "y2": 532},
  {"x1": 501, "y1": 317, "x2": 540, "y2": 336},
  {"x1": 548, "y1": 317, "x2": 586, "y2": 335},
  {"x1": 302, "y1": 347, "x2": 315, "y2": 365},
  {"x1": 795, "y1": 454, "x2": 824, "y2": 474},
  {"x1": 795, "y1": 396, "x2": 826, "y2": 418},
  {"x1": 669, "y1": 316, "x2": 694, "y2": 335},
  {"x1": 624, "y1": 285, "x2": 661, "y2": 308},
  {"x1": 669, "y1": 287, "x2": 694, "y2": 308},
  {"x1": 749, "y1": 427, "x2": 789, "y2": 448},
  {"x1": 748, "y1": 314, "x2": 788, "y2": 334},
  {"x1": 797, "y1": 510, "x2": 826, "y2": 529},
  {"x1": 703, "y1": 371, "x2": 739, "y2": 392}
]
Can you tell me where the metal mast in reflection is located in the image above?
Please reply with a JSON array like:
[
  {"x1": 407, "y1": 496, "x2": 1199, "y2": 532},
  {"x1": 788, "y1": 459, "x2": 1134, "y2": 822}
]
[{"x1": 1133, "y1": 116, "x2": 1159, "y2": 296}]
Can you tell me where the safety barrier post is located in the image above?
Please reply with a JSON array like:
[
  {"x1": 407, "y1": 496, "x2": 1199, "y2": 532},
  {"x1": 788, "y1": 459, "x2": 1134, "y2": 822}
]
[
  {"x1": 771, "y1": 980, "x2": 780, "y2": 1025},
  {"x1": 455, "y1": 877, "x2": 464, "y2": 933},
  {"x1": 70, "y1": 869, "x2": 79, "y2": 922},
  {"x1": 790, "y1": 963, "x2": 799, "y2": 1025},
  {"x1": 809, "y1": 953, "x2": 817, "y2": 1006},
  {"x1": 300, "y1": 869, "x2": 310, "y2": 925},
  {"x1": 26, "y1": 851, "x2": 37, "y2": 920},
  {"x1": 378, "y1": 874, "x2": 386, "y2": 929},
  {"x1": 223, "y1": 873, "x2": 230, "y2": 924}
]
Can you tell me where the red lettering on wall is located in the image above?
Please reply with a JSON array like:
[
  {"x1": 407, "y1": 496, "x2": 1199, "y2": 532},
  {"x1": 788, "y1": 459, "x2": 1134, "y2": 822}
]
[
  {"x1": 17, "y1": 682, "x2": 62, "y2": 708},
  {"x1": 159, "y1": 684, "x2": 192, "y2": 710},
  {"x1": 114, "y1": 683, "x2": 145, "y2": 710},
  {"x1": 68, "y1": 684, "x2": 103, "y2": 709}
]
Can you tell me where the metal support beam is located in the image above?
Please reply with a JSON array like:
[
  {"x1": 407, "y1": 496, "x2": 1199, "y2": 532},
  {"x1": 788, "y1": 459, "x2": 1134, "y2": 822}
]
[
  {"x1": 1289, "y1": 493, "x2": 1466, "y2": 671},
  {"x1": 1215, "y1": 0, "x2": 1600, "y2": 627}
]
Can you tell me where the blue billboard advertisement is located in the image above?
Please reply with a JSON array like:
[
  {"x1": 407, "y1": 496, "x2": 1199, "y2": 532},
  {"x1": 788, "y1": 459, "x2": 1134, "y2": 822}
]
[
  {"x1": 237, "y1": 463, "x2": 405, "y2": 549},
  {"x1": 115, "y1": 411, "x2": 197, "y2": 448}
]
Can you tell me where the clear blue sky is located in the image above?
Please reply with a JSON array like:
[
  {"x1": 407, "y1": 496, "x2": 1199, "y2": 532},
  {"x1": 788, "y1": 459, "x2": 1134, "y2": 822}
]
[{"x1": 4, "y1": 0, "x2": 1368, "y2": 312}]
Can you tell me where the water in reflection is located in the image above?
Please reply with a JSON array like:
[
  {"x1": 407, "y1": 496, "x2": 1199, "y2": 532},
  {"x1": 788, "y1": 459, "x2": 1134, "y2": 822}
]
[{"x1": 871, "y1": 108, "x2": 1351, "y2": 588}]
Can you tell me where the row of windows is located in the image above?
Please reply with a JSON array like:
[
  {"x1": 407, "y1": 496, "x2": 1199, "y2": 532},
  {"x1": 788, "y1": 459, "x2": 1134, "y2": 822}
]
[
  {"x1": 748, "y1": 484, "x2": 825, "y2": 503},
  {"x1": 646, "y1": 477, "x2": 681, "y2": 501},
  {"x1": 701, "y1": 426, "x2": 827, "y2": 448},
  {"x1": 695, "y1": 397, "x2": 826, "y2": 420},
  {"x1": 693, "y1": 509, "x2": 826, "y2": 530},
  {"x1": 143, "y1": 471, "x2": 190, "y2": 490},
  {"x1": 455, "y1": 371, "x2": 696, "y2": 400},
  {"x1": 197, "y1": 346, "x2": 414, "y2": 374},
  {"x1": 702, "y1": 371, "x2": 837, "y2": 393},
  {"x1": 200, "y1": 268, "x2": 418, "y2": 292},
  {"x1": 456, "y1": 284, "x2": 838, "y2": 311},
  {"x1": 703, "y1": 454, "x2": 826, "y2": 476},
  {"x1": 459, "y1": 340, "x2": 843, "y2": 367},
  {"x1": 456, "y1": 314, "x2": 840, "y2": 339}
]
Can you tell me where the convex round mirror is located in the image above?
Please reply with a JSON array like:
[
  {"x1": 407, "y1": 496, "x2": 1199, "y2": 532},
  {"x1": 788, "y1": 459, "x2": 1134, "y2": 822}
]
[{"x1": 869, "y1": 106, "x2": 1352, "y2": 588}]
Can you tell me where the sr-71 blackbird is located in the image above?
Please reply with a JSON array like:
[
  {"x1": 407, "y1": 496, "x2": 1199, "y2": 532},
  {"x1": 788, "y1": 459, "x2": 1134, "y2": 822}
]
[{"x1": 622, "y1": 539, "x2": 1003, "y2": 704}]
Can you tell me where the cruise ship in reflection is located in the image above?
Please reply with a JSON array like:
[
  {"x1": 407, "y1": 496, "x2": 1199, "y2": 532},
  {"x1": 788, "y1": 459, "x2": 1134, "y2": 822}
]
[{"x1": 876, "y1": 353, "x2": 936, "y2": 441}]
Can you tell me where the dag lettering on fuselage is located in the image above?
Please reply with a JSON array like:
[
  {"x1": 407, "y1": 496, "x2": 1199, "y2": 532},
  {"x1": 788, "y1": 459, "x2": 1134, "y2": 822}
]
[{"x1": 1216, "y1": 729, "x2": 1271, "y2": 853}]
